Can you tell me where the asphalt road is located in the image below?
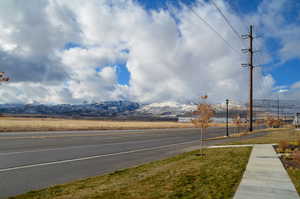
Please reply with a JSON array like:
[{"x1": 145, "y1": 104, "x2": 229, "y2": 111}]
[{"x1": 0, "y1": 126, "x2": 266, "y2": 198}]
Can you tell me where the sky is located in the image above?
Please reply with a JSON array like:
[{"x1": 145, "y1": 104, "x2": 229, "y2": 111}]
[{"x1": 0, "y1": 0, "x2": 300, "y2": 104}]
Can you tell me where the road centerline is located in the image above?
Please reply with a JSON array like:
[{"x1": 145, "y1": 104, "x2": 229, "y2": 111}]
[
  {"x1": 0, "y1": 135, "x2": 191, "y2": 156},
  {"x1": 0, "y1": 140, "x2": 200, "y2": 173}
]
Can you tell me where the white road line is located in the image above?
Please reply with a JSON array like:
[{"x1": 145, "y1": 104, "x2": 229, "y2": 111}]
[
  {"x1": 0, "y1": 129, "x2": 199, "y2": 140},
  {"x1": 0, "y1": 137, "x2": 181, "y2": 156},
  {"x1": 0, "y1": 128, "x2": 198, "y2": 136},
  {"x1": 0, "y1": 140, "x2": 200, "y2": 173},
  {"x1": 0, "y1": 129, "x2": 142, "y2": 136},
  {"x1": 0, "y1": 144, "x2": 107, "y2": 155}
]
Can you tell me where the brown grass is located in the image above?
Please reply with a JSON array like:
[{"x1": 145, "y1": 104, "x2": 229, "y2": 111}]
[
  {"x1": 296, "y1": 139, "x2": 300, "y2": 147},
  {"x1": 0, "y1": 117, "x2": 192, "y2": 132},
  {"x1": 0, "y1": 116, "x2": 238, "y2": 132}
]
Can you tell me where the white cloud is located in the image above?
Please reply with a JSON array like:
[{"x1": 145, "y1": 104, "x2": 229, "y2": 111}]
[
  {"x1": 0, "y1": 0, "x2": 293, "y2": 104},
  {"x1": 61, "y1": 47, "x2": 127, "y2": 70}
]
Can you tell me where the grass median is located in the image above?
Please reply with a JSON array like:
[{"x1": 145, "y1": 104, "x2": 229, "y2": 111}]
[
  {"x1": 10, "y1": 147, "x2": 251, "y2": 199},
  {"x1": 222, "y1": 128, "x2": 296, "y2": 145}
]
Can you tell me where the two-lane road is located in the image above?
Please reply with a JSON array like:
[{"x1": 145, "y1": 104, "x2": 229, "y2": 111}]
[{"x1": 0, "y1": 127, "x2": 265, "y2": 198}]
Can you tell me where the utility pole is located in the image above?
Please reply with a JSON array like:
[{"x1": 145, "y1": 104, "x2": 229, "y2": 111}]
[
  {"x1": 242, "y1": 25, "x2": 254, "y2": 132},
  {"x1": 226, "y1": 99, "x2": 229, "y2": 136},
  {"x1": 277, "y1": 95, "x2": 280, "y2": 120}
]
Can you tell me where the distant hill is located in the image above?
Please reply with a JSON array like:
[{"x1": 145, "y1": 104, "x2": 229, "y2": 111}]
[
  {"x1": 0, "y1": 100, "x2": 250, "y2": 119},
  {"x1": 0, "y1": 101, "x2": 140, "y2": 117}
]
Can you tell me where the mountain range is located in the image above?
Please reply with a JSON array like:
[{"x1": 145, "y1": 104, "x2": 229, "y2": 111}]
[{"x1": 0, "y1": 100, "x2": 249, "y2": 119}]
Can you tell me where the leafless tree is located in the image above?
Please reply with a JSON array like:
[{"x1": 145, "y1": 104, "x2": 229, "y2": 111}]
[
  {"x1": 265, "y1": 115, "x2": 281, "y2": 128},
  {"x1": 192, "y1": 96, "x2": 214, "y2": 155},
  {"x1": 233, "y1": 115, "x2": 242, "y2": 134}
]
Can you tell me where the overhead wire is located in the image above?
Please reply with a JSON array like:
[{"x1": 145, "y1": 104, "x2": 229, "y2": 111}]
[
  {"x1": 225, "y1": 0, "x2": 267, "y2": 68},
  {"x1": 210, "y1": 0, "x2": 243, "y2": 43},
  {"x1": 209, "y1": 0, "x2": 253, "y2": 68},
  {"x1": 210, "y1": 0, "x2": 268, "y2": 67},
  {"x1": 209, "y1": 0, "x2": 269, "y2": 69},
  {"x1": 188, "y1": 4, "x2": 241, "y2": 55}
]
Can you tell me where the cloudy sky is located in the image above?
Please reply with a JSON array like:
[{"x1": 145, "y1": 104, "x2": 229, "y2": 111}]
[{"x1": 0, "y1": 0, "x2": 299, "y2": 104}]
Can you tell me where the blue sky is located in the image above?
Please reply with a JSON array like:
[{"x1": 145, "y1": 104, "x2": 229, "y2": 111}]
[{"x1": 135, "y1": 0, "x2": 262, "y2": 12}]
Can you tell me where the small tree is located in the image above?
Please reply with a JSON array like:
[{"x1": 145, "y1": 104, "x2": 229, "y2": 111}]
[
  {"x1": 192, "y1": 96, "x2": 214, "y2": 155},
  {"x1": 265, "y1": 115, "x2": 281, "y2": 128},
  {"x1": 233, "y1": 115, "x2": 242, "y2": 134},
  {"x1": 255, "y1": 119, "x2": 260, "y2": 127}
]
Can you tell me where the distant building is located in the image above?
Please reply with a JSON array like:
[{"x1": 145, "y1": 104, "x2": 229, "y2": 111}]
[
  {"x1": 178, "y1": 117, "x2": 194, "y2": 123},
  {"x1": 178, "y1": 116, "x2": 234, "y2": 123},
  {"x1": 293, "y1": 113, "x2": 300, "y2": 128}
]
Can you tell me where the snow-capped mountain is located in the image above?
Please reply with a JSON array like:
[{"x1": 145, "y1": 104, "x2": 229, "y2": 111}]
[
  {"x1": 137, "y1": 101, "x2": 196, "y2": 116},
  {"x1": 136, "y1": 101, "x2": 247, "y2": 116},
  {"x1": 0, "y1": 100, "x2": 250, "y2": 118},
  {"x1": 213, "y1": 100, "x2": 247, "y2": 112}
]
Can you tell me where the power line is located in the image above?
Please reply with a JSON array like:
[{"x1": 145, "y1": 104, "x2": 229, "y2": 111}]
[
  {"x1": 253, "y1": 37, "x2": 267, "y2": 66},
  {"x1": 188, "y1": 5, "x2": 241, "y2": 54},
  {"x1": 212, "y1": 0, "x2": 266, "y2": 67},
  {"x1": 210, "y1": 0, "x2": 242, "y2": 41},
  {"x1": 224, "y1": 0, "x2": 266, "y2": 67},
  {"x1": 225, "y1": 0, "x2": 249, "y2": 34}
]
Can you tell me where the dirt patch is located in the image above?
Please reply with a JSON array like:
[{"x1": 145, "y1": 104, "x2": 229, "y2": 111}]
[{"x1": 274, "y1": 145, "x2": 300, "y2": 169}]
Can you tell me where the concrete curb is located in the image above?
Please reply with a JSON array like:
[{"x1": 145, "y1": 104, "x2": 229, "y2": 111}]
[{"x1": 207, "y1": 144, "x2": 254, "y2": 148}]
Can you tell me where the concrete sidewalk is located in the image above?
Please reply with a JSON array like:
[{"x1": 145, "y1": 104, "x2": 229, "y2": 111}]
[{"x1": 234, "y1": 144, "x2": 299, "y2": 199}]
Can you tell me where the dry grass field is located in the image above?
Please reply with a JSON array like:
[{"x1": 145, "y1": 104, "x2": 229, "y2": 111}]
[
  {"x1": 0, "y1": 117, "x2": 193, "y2": 132},
  {"x1": 0, "y1": 116, "x2": 240, "y2": 132}
]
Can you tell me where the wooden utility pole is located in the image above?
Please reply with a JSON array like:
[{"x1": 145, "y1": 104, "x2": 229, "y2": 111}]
[
  {"x1": 242, "y1": 25, "x2": 254, "y2": 132},
  {"x1": 277, "y1": 95, "x2": 280, "y2": 120},
  {"x1": 249, "y1": 25, "x2": 254, "y2": 132}
]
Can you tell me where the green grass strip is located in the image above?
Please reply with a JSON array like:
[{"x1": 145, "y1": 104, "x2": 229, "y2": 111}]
[{"x1": 10, "y1": 147, "x2": 251, "y2": 199}]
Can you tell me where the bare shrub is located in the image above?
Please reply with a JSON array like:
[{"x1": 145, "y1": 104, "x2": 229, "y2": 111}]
[
  {"x1": 265, "y1": 115, "x2": 282, "y2": 128},
  {"x1": 273, "y1": 119, "x2": 282, "y2": 128},
  {"x1": 255, "y1": 119, "x2": 263, "y2": 127},
  {"x1": 293, "y1": 151, "x2": 300, "y2": 163},
  {"x1": 279, "y1": 140, "x2": 289, "y2": 153}
]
